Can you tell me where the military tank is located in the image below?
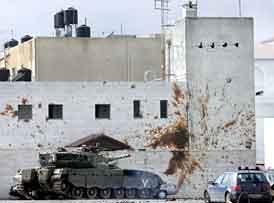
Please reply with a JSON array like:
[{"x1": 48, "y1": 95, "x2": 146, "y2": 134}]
[{"x1": 9, "y1": 147, "x2": 177, "y2": 200}]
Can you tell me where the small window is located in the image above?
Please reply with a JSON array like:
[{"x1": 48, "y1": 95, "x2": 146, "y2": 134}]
[
  {"x1": 95, "y1": 104, "x2": 110, "y2": 119},
  {"x1": 133, "y1": 100, "x2": 142, "y2": 118},
  {"x1": 18, "y1": 104, "x2": 32, "y2": 120},
  {"x1": 160, "y1": 100, "x2": 168, "y2": 119},
  {"x1": 48, "y1": 104, "x2": 63, "y2": 120}
]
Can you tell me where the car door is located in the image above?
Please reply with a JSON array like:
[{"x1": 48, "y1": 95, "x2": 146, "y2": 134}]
[
  {"x1": 216, "y1": 173, "x2": 231, "y2": 202},
  {"x1": 208, "y1": 174, "x2": 224, "y2": 202}
]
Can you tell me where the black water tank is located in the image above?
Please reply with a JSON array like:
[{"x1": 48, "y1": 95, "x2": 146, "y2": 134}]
[
  {"x1": 9, "y1": 39, "x2": 18, "y2": 48},
  {"x1": 4, "y1": 42, "x2": 9, "y2": 49},
  {"x1": 4, "y1": 39, "x2": 18, "y2": 49},
  {"x1": 76, "y1": 25, "x2": 91, "y2": 38},
  {"x1": 13, "y1": 68, "x2": 32, "y2": 82},
  {"x1": 54, "y1": 10, "x2": 65, "y2": 28},
  {"x1": 0, "y1": 68, "x2": 10, "y2": 81},
  {"x1": 21, "y1": 35, "x2": 33, "y2": 43},
  {"x1": 64, "y1": 7, "x2": 78, "y2": 25}
]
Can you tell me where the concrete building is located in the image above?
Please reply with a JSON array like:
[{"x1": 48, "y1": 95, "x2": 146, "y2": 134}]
[
  {"x1": 255, "y1": 40, "x2": 274, "y2": 168},
  {"x1": 0, "y1": 82, "x2": 182, "y2": 199},
  {"x1": 0, "y1": 2, "x2": 256, "y2": 199},
  {"x1": 0, "y1": 17, "x2": 256, "y2": 200},
  {"x1": 0, "y1": 36, "x2": 162, "y2": 81},
  {"x1": 166, "y1": 7, "x2": 255, "y2": 196}
]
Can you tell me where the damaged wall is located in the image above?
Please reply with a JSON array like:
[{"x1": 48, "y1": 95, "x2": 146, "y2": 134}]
[
  {"x1": 0, "y1": 81, "x2": 187, "y2": 199},
  {"x1": 184, "y1": 17, "x2": 256, "y2": 197},
  {"x1": 0, "y1": 17, "x2": 256, "y2": 200}
]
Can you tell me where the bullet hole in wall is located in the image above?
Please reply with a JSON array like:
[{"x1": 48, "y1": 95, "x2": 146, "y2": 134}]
[
  {"x1": 195, "y1": 42, "x2": 240, "y2": 49},
  {"x1": 222, "y1": 42, "x2": 228, "y2": 48},
  {"x1": 226, "y1": 78, "x2": 232, "y2": 84}
]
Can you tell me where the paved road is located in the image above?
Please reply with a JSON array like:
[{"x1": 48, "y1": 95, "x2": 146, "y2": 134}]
[{"x1": 0, "y1": 200, "x2": 203, "y2": 203}]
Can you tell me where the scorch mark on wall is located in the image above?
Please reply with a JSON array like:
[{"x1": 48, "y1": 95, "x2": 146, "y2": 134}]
[{"x1": 146, "y1": 83, "x2": 202, "y2": 191}]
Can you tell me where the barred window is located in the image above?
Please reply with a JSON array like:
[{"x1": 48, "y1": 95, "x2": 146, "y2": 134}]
[{"x1": 18, "y1": 104, "x2": 32, "y2": 120}]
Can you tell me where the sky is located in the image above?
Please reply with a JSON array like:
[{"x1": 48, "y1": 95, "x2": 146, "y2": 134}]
[{"x1": 0, "y1": 0, "x2": 273, "y2": 46}]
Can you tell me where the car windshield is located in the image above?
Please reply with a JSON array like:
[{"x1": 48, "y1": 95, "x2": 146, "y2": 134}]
[{"x1": 237, "y1": 173, "x2": 267, "y2": 183}]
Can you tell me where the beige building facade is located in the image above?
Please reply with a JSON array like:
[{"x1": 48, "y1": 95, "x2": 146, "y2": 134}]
[{"x1": 0, "y1": 36, "x2": 162, "y2": 81}]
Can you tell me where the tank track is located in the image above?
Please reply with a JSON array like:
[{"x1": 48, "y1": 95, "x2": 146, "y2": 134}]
[
  {"x1": 10, "y1": 184, "x2": 32, "y2": 200},
  {"x1": 12, "y1": 182, "x2": 158, "y2": 200}
]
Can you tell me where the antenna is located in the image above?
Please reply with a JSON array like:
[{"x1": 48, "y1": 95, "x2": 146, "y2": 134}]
[
  {"x1": 154, "y1": 0, "x2": 170, "y2": 30},
  {"x1": 182, "y1": 0, "x2": 198, "y2": 17},
  {"x1": 238, "y1": 0, "x2": 242, "y2": 16},
  {"x1": 11, "y1": 29, "x2": 14, "y2": 39},
  {"x1": 154, "y1": 0, "x2": 170, "y2": 80},
  {"x1": 120, "y1": 24, "x2": 123, "y2": 35}
]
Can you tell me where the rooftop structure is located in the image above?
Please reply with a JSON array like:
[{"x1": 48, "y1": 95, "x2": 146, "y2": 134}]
[{"x1": 0, "y1": 36, "x2": 162, "y2": 81}]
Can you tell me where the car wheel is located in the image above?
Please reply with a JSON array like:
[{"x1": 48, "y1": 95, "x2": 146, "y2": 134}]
[
  {"x1": 204, "y1": 191, "x2": 211, "y2": 203},
  {"x1": 225, "y1": 193, "x2": 233, "y2": 203}
]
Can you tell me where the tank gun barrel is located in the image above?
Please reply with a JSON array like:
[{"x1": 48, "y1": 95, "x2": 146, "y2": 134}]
[{"x1": 107, "y1": 154, "x2": 131, "y2": 163}]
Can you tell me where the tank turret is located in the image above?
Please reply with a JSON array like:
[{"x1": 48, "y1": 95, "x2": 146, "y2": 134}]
[{"x1": 38, "y1": 148, "x2": 130, "y2": 169}]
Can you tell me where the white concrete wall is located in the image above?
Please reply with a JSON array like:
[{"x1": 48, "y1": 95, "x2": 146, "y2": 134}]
[
  {"x1": 0, "y1": 79, "x2": 256, "y2": 199},
  {"x1": 166, "y1": 20, "x2": 186, "y2": 81},
  {"x1": 264, "y1": 118, "x2": 274, "y2": 169},
  {"x1": 255, "y1": 59, "x2": 274, "y2": 95},
  {"x1": 255, "y1": 58, "x2": 274, "y2": 168},
  {"x1": 186, "y1": 17, "x2": 255, "y2": 149},
  {"x1": 184, "y1": 17, "x2": 256, "y2": 195},
  {"x1": 0, "y1": 17, "x2": 256, "y2": 200},
  {"x1": 256, "y1": 118, "x2": 264, "y2": 164},
  {"x1": 0, "y1": 82, "x2": 185, "y2": 199}
]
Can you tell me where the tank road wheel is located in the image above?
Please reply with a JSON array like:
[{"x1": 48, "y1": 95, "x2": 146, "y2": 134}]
[
  {"x1": 125, "y1": 188, "x2": 136, "y2": 199},
  {"x1": 60, "y1": 181, "x2": 70, "y2": 193},
  {"x1": 114, "y1": 188, "x2": 125, "y2": 199},
  {"x1": 138, "y1": 188, "x2": 152, "y2": 199},
  {"x1": 57, "y1": 195, "x2": 65, "y2": 200},
  {"x1": 100, "y1": 188, "x2": 112, "y2": 199},
  {"x1": 87, "y1": 187, "x2": 98, "y2": 199},
  {"x1": 52, "y1": 180, "x2": 70, "y2": 194},
  {"x1": 71, "y1": 187, "x2": 84, "y2": 199}
]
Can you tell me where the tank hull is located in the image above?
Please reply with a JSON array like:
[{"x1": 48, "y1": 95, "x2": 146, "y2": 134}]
[{"x1": 10, "y1": 168, "x2": 176, "y2": 200}]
